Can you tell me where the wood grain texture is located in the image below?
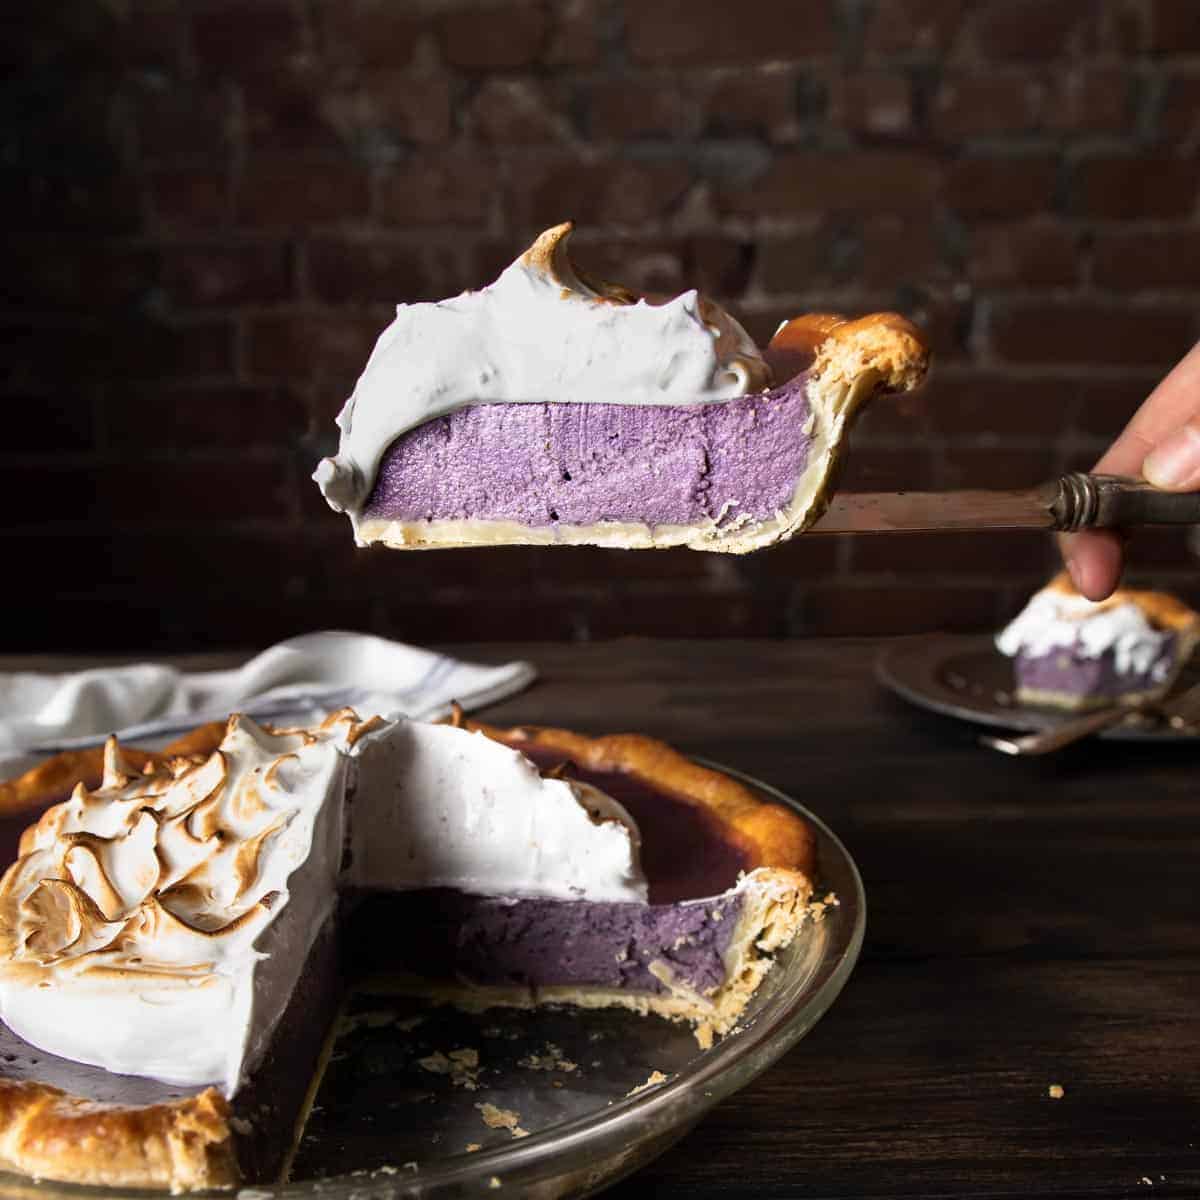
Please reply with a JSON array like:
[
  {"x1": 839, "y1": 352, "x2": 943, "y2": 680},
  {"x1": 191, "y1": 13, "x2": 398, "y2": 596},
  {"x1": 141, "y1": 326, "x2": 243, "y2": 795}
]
[{"x1": 0, "y1": 638, "x2": 1196, "y2": 1197}]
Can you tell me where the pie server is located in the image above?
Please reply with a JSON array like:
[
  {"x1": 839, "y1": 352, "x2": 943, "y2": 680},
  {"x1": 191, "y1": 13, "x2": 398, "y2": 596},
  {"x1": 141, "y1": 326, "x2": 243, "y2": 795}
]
[{"x1": 811, "y1": 473, "x2": 1200, "y2": 535}]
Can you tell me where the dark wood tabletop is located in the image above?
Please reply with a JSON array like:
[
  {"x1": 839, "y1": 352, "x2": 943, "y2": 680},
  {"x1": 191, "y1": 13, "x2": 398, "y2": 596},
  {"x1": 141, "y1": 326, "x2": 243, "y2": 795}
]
[
  {"x1": 1, "y1": 637, "x2": 1194, "y2": 1199},
  {"x1": 461, "y1": 638, "x2": 1199, "y2": 1200}
]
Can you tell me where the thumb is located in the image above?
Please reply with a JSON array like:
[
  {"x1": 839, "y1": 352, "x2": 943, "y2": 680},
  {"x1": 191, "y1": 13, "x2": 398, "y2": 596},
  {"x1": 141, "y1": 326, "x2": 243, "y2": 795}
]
[{"x1": 1143, "y1": 419, "x2": 1200, "y2": 491}]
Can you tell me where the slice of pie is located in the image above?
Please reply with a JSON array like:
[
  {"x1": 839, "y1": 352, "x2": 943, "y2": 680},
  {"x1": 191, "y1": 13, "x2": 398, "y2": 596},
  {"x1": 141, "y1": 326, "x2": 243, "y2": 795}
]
[
  {"x1": 996, "y1": 572, "x2": 1200, "y2": 710},
  {"x1": 0, "y1": 710, "x2": 818, "y2": 1190},
  {"x1": 314, "y1": 222, "x2": 929, "y2": 553}
]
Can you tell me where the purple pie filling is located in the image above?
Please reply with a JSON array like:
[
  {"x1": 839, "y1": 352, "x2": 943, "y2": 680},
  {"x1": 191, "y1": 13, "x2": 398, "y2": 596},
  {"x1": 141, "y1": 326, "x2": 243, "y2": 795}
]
[
  {"x1": 1014, "y1": 637, "x2": 1178, "y2": 703},
  {"x1": 363, "y1": 374, "x2": 814, "y2": 529}
]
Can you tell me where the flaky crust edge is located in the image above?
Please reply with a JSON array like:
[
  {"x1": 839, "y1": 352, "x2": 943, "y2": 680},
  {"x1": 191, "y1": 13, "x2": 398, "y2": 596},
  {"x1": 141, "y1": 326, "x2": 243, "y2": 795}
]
[
  {"x1": 354, "y1": 310, "x2": 930, "y2": 555},
  {"x1": 463, "y1": 718, "x2": 816, "y2": 877},
  {"x1": 0, "y1": 1080, "x2": 235, "y2": 1192}
]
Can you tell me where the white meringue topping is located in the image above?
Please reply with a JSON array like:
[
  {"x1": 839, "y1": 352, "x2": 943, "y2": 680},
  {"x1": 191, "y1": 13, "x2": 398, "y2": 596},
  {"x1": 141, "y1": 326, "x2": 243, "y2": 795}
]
[
  {"x1": 313, "y1": 222, "x2": 769, "y2": 534},
  {"x1": 996, "y1": 587, "x2": 1176, "y2": 679}
]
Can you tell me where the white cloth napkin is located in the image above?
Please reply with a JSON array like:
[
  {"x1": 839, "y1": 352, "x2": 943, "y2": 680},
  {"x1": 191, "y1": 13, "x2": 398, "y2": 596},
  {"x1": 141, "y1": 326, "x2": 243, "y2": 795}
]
[{"x1": 0, "y1": 632, "x2": 536, "y2": 758}]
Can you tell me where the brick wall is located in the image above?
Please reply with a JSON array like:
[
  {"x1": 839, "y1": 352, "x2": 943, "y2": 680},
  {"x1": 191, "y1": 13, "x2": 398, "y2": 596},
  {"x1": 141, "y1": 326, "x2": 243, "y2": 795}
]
[{"x1": 4, "y1": 0, "x2": 1199, "y2": 650}]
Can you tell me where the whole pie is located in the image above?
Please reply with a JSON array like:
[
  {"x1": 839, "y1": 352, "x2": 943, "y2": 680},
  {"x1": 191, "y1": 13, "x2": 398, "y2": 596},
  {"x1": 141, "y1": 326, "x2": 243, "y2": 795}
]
[
  {"x1": 314, "y1": 222, "x2": 930, "y2": 553},
  {"x1": 996, "y1": 572, "x2": 1200, "y2": 709},
  {"x1": 0, "y1": 710, "x2": 819, "y2": 1190}
]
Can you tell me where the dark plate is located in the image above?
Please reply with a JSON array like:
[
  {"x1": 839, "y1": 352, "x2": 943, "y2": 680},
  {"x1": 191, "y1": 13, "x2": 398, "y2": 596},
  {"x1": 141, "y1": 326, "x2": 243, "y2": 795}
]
[{"x1": 876, "y1": 633, "x2": 1200, "y2": 743}]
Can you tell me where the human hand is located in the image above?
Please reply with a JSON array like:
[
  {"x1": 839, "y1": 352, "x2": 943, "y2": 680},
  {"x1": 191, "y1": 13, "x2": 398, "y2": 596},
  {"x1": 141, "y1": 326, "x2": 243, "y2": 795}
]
[{"x1": 1061, "y1": 339, "x2": 1200, "y2": 601}]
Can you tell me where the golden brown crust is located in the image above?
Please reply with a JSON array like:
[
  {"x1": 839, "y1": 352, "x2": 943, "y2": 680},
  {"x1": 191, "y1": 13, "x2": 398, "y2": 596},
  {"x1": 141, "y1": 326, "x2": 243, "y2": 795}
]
[
  {"x1": 1044, "y1": 570, "x2": 1200, "y2": 633},
  {"x1": 462, "y1": 718, "x2": 815, "y2": 879},
  {"x1": 767, "y1": 312, "x2": 929, "y2": 393},
  {"x1": 0, "y1": 1079, "x2": 235, "y2": 1191}
]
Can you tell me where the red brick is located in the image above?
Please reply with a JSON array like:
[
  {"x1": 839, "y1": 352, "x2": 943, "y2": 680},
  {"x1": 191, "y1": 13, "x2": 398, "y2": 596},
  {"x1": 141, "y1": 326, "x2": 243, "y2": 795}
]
[
  {"x1": 703, "y1": 72, "x2": 799, "y2": 142},
  {"x1": 853, "y1": 387, "x2": 931, "y2": 440},
  {"x1": 858, "y1": 219, "x2": 945, "y2": 288},
  {"x1": 237, "y1": 159, "x2": 369, "y2": 228},
  {"x1": 989, "y1": 303, "x2": 1195, "y2": 366},
  {"x1": 240, "y1": 71, "x2": 341, "y2": 153},
  {"x1": 851, "y1": 531, "x2": 1054, "y2": 576},
  {"x1": 687, "y1": 237, "x2": 754, "y2": 298},
  {"x1": 1159, "y1": 74, "x2": 1200, "y2": 140},
  {"x1": 0, "y1": 393, "x2": 94, "y2": 453},
  {"x1": 469, "y1": 78, "x2": 572, "y2": 143},
  {"x1": 8, "y1": 239, "x2": 157, "y2": 309},
  {"x1": 940, "y1": 446, "x2": 1057, "y2": 490},
  {"x1": 0, "y1": 460, "x2": 291, "y2": 526},
  {"x1": 438, "y1": 5, "x2": 547, "y2": 69},
  {"x1": 318, "y1": 70, "x2": 452, "y2": 148},
  {"x1": 544, "y1": 0, "x2": 601, "y2": 65},
  {"x1": 4, "y1": 320, "x2": 234, "y2": 382},
  {"x1": 247, "y1": 312, "x2": 383, "y2": 377},
  {"x1": 967, "y1": 224, "x2": 1079, "y2": 287},
  {"x1": 148, "y1": 166, "x2": 229, "y2": 231},
  {"x1": 1043, "y1": 67, "x2": 1133, "y2": 134},
  {"x1": 626, "y1": 0, "x2": 835, "y2": 65},
  {"x1": 1146, "y1": 0, "x2": 1200, "y2": 52},
  {"x1": 830, "y1": 73, "x2": 914, "y2": 137},
  {"x1": 756, "y1": 229, "x2": 849, "y2": 293},
  {"x1": 105, "y1": 386, "x2": 309, "y2": 450},
  {"x1": 1072, "y1": 374, "x2": 1161, "y2": 437},
  {"x1": 307, "y1": 237, "x2": 436, "y2": 304},
  {"x1": 378, "y1": 154, "x2": 494, "y2": 227},
  {"x1": 0, "y1": 466, "x2": 96, "y2": 526},
  {"x1": 932, "y1": 73, "x2": 1039, "y2": 139},
  {"x1": 313, "y1": 0, "x2": 424, "y2": 68},
  {"x1": 568, "y1": 237, "x2": 686, "y2": 295},
  {"x1": 922, "y1": 371, "x2": 1074, "y2": 437},
  {"x1": 840, "y1": 447, "x2": 937, "y2": 491},
  {"x1": 970, "y1": 0, "x2": 1103, "y2": 60},
  {"x1": 945, "y1": 156, "x2": 1056, "y2": 219},
  {"x1": 720, "y1": 152, "x2": 941, "y2": 217},
  {"x1": 135, "y1": 84, "x2": 232, "y2": 159},
  {"x1": 800, "y1": 583, "x2": 998, "y2": 636},
  {"x1": 866, "y1": 0, "x2": 965, "y2": 57},
  {"x1": 727, "y1": 536, "x2": 841, "y2": 582},
  {"x1": 907, "y1": 296, "x2": 972, "y2": 363},
  {"x1": 590, "y1": 80, "x2": 693, "y2": 140},
  {"x1": 190, "y1": 0, "x2": 305, "y2": 78},
  {"x1": 103, "y1": 460, "x2": 294, "y2": 523},
  {"x1": 1074, "y1": 155, "x2": 1198, "y2": 219},
  {"x1": 512, "y1": 158, "x2": 692, "y2": 227},
  {"x1": 162, "y1": 243, "x2": 292, "y2": 307},
  {"x1": 0, "y1": 171, "x2": 141, "y2": 236},
  {"x1": 1092, "y1": 229, "x2": 1200, "y2": 290}
]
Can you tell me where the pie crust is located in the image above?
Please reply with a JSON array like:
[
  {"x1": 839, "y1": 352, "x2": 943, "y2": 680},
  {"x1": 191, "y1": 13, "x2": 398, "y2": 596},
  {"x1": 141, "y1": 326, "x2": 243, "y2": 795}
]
[
  {"x1": 354, "y1": 310, "x2": 930, "y2": 555},
  {"x1": 0, "y1": 718, "x2": 822, "y2": 1190}
]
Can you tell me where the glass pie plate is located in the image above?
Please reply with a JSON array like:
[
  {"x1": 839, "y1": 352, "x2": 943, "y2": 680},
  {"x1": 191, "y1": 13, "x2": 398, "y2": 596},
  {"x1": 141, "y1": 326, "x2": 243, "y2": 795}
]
[{"x1": 0, "y1": 762, "x2": 865, "y2": 1200}]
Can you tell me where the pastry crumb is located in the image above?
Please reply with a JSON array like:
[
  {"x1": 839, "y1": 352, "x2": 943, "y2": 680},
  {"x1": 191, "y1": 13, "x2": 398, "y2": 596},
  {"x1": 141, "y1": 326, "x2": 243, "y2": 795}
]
[
  {"x1": 517, "y1": 1042, "x2": 578, "y2": 1073},
  {"x1": 417, "y1": 1048, "x2": 481, "y2": 1090},
  {"x1": 476, "y1": 1103, "x2": 528, "y2": 1138},
  {"x1": 488, "y1": 1178, "x2": 502, "y2": 1189},
  {"x1": 695, "y1": 1022, "x2": 714, "y2": 1050},
  {"x1": 1048, "y1": 1084, "x2": 1064, "y2": 1099},
  {"x1": 627, "y1": 1070, "x2": 669, "y2": 1097},
  {"x1": 465, "y1": 1143, "x2": 482, "y2": 1153}
]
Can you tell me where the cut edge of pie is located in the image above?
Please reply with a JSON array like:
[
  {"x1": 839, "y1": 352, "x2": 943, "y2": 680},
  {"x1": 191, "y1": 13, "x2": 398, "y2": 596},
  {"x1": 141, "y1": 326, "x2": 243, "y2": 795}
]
[{"x1": 0, "y1": 714, "x2": 826, "y2": 1191}]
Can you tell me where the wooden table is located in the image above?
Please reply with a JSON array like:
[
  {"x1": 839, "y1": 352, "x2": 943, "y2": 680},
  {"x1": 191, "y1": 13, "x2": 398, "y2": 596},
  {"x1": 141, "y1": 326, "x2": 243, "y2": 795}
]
[
  {"x1": 3, "y1": 638, "x2": 1196, "y2": 1198},
  {"x1": 471, "y1": 639, "x2": 1200, "y2": 1200}
]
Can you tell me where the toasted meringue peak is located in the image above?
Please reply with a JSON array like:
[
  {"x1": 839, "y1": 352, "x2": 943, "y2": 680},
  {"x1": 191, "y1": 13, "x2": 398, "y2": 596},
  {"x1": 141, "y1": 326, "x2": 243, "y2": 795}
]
[{"x1": 314, "y1": 222, "x2": 771, "y2": 537}]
